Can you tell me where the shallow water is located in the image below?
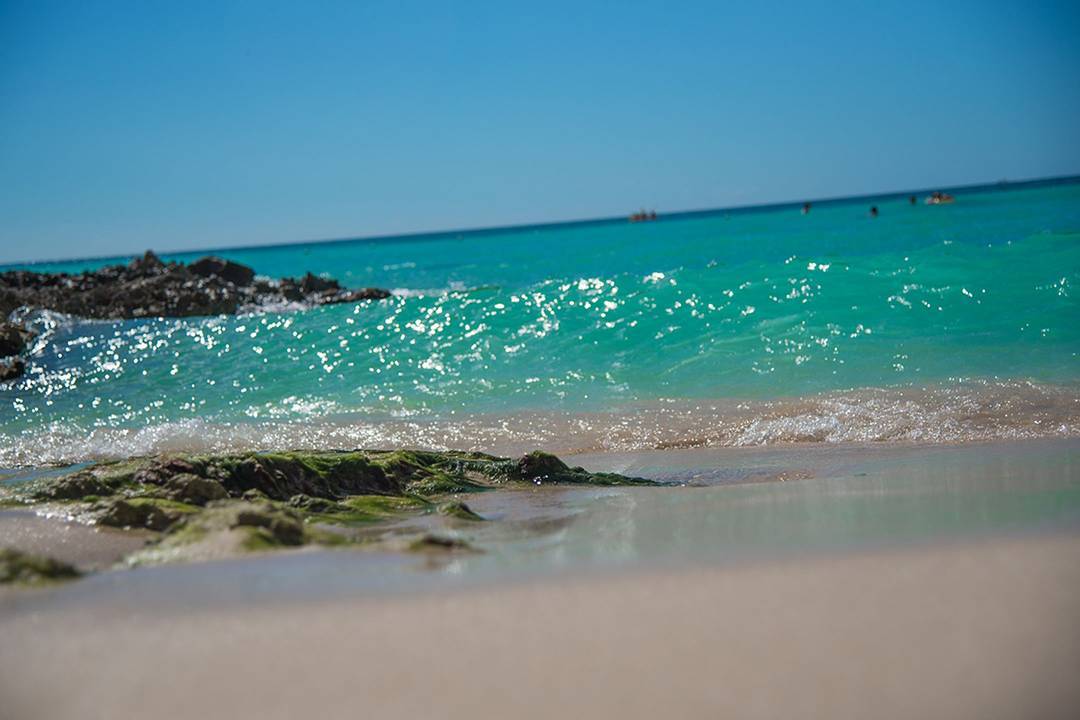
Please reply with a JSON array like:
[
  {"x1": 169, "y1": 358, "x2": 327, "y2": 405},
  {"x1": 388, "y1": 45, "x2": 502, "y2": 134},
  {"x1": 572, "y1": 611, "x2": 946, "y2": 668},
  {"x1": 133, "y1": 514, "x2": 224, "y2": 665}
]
[
  {"x1": 5, "y1": 439, "x2": 1077, "y2": 613},
  {"x1": 2, "y1": 179, "x2": 1079, "y2": 464}
]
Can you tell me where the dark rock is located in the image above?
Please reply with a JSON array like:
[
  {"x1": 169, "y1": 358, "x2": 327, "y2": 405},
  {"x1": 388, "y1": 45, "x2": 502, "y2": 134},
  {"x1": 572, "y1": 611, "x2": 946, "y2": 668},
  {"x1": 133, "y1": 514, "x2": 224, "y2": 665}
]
[
  {"x1": 514, "y1": 450, "x2": 648, "y2": 486},
  {"x1": 322, "y1": 287, "x2": 393, "y2": 304},
  {"x1": 0, "y1": 322, "x2": 35, "y2": 356},
  {"x1": 278, "y1": 278, "x2": 306, "y2": 302},
  {"x1": 0, "y1": 250, "x2": 391, "y2": 320},
  {"x1": 0, "y1": 357, "x2": 24, "y2": 382},
  {"x1": 299, "y1": 272, "x2": 339, "y2": 293},
  {"x1": 518, "y1": 451, "x2": 572, "y2": 480},
  {"x1": 128, "y1": 250, "x2": 167, "y2": 276},
  {"x1": 188, "y1": 256, "x2": 256, "y2": 286}
]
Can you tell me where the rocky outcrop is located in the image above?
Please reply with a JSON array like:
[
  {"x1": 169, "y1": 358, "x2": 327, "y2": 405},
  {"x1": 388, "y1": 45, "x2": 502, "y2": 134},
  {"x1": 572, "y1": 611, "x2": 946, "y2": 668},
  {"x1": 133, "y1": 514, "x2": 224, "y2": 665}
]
[
  {"x1": 0, "y1": 322, "x2": 34, "y2": 356},
  {"x1": 33, "y1": 449, "x2": 651, "y2": 506},
  {"x1": 1, "y1": 449, "x2": 655, "y2": 575},
  {"x1": 0, "y1": 251, "x2": 391, "y2": 320},
  {"x1": 187, "y1": 256, "x2": 256, "y2": 286},
  {"x1": 0, "y1": 322, "x2": 35, "y2": 381}
]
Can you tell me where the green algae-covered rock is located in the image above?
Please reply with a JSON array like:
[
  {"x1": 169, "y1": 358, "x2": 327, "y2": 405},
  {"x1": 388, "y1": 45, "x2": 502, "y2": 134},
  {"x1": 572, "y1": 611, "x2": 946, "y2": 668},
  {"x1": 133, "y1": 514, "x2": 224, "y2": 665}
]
[
  {"x1": 407, "y1": 534, "x2": 480, "y2": 553},
  {"x1": 163, "y1": 473, "x2": 229, "y2": 505},
  {"x1": 97, "y1": 497, "x2": 199, "y2": 531},
  {"x1": 438, "y1": 500, "x2": 485, "y2": 521},
  {"x1": 8, "y1": 449, "x2": 655, "y2": 572},
  {"x1": 127, "y1": 501, "x2": 312, "y2": 565},
  {"x1": 0, "y1": 547, "x2": 81, "y2": 585},
  {"x1": 34, "y1": 471, "x2": 116, "y2": 501},
  {"x1": 21, "y1": 449, "x2": 653, "y2": 508}
]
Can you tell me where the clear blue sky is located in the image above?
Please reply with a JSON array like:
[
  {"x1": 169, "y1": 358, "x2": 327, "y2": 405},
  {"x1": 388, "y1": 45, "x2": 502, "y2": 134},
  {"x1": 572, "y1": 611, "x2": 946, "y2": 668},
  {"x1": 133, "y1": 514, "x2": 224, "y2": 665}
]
[{"x1": 1, "y1": 0, "x2": 1078, "y2": 263}]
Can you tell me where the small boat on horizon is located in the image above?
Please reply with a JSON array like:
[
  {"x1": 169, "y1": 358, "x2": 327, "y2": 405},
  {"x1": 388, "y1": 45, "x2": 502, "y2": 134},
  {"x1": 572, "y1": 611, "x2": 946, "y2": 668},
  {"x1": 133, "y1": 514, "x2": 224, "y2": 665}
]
[{"x1": 629, "y1": 209, "x2": 658, "y2": 223}]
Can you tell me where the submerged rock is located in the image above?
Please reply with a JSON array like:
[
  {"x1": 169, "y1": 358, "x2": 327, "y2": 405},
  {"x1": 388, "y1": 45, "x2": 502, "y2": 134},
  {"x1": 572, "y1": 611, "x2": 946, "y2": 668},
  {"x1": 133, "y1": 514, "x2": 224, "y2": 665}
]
[
  {"x1": 0, "y1": 250, "x2": 391, "y2": 320},
  {"x1": 0, "y1": 547, "x2": 81, "y2": 585}
]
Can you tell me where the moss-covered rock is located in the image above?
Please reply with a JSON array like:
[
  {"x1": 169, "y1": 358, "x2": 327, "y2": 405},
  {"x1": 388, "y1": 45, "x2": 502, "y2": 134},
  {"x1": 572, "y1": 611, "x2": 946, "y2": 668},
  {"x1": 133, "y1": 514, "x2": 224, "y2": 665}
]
[
  {"x1": 233, "y1": 504, "x2": 306, "y2": 547},
  {"x1": 405, "y1": 471, "x2": 491, "y2": 495},
  {"x1": 407, "y1": 534, "x2": 479, "y2": 553},
  {"x1": 97, "y1": 497, "x2": 199, "y2": 531},
  {"x1": 438, "y1": 500, "x2": 485, "y2": 521},
  {"x1": 0, "y1": 547, "x2": 81, "y2": 585},
  {"x1": 513, "y1": 450, "x2": 647, "y2": 486},
  {"x1": 15, "y1": 449, "x2": 655, "y2": 571},
  {"x1": 29, "y1": 449, "x2": 653, "y2": 507},
  {"x1": 128, "y1": 501, "x2": 312, "y2": 565},
  {"x1": 292, "y1": 493, "x2": 431, "y2": 526},
  {"x1": 33, "y1": 471, "x2": 115, "y2": 501},
  {"x1": 163, "y1": 473, "x2": 229, "y2": 505}
]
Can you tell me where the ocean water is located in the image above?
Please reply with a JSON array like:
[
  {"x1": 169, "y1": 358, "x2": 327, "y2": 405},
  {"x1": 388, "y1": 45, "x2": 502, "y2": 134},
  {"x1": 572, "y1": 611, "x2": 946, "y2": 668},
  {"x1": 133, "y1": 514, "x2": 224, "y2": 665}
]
[{"x1": 2, "y1": 179, "x2": 1079, "y2": 465}]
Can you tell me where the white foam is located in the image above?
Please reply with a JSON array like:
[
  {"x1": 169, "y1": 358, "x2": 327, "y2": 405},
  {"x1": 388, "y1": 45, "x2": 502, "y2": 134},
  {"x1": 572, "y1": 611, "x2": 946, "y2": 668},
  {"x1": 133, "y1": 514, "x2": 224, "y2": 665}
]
[{"x1": 2, "y1": 379, "x2": 1077, "y2": 468}]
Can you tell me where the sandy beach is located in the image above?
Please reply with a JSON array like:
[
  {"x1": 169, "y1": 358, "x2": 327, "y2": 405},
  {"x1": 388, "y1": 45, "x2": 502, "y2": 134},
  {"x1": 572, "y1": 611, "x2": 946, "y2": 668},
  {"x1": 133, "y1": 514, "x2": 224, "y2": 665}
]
[
  {"x1": 3, "y1": 530, "x2": 1078, "y2": 720},
  {"x1": 3, "y1": 6, "x2": 1079, "y2": 720}
]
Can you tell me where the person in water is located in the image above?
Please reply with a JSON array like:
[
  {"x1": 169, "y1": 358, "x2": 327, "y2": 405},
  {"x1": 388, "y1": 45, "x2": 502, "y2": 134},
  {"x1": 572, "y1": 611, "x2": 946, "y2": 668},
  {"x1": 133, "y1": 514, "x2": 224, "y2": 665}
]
[
  {"x1": 802, "y1": 202, "x2": 811, "y2": 215},
  {"x1": 870, "y1": 206, "x2": 879, "y2": 217},
  {"x1": 909, "y1": 195, "x2": 916, "y2": 205}
]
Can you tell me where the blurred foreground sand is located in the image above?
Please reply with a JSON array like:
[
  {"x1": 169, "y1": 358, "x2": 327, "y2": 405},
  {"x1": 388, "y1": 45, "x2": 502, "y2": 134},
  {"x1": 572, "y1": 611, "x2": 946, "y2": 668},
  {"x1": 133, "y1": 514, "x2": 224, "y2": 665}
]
[{"x1": 2, "y1": 532, "x2": 1078, "y2": 720}]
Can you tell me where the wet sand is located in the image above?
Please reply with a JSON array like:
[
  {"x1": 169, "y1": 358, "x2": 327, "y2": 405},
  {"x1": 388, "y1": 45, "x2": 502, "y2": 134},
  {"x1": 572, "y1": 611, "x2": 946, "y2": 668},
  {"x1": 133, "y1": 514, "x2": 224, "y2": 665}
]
[
  {"x1": 2, "y1": 531, "x2": 1078, "y2": 720},
  {"x1": 0, "y1": 509, "x2": 149, "y2": 571}
]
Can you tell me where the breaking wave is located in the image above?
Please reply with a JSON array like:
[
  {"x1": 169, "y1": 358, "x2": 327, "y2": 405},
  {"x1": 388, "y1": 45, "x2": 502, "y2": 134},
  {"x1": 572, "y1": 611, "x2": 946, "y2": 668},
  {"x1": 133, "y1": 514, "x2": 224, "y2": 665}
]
[{"x1": 2, "y1": 379, "x2": 1076, "y2": 467}]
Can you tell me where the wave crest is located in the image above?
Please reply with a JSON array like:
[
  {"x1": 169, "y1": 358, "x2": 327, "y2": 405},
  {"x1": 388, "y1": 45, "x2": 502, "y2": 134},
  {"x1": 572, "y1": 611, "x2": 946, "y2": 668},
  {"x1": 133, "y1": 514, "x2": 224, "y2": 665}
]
[{"x1": 2, "y1": 380, "x2": 1076, "y2": 468}]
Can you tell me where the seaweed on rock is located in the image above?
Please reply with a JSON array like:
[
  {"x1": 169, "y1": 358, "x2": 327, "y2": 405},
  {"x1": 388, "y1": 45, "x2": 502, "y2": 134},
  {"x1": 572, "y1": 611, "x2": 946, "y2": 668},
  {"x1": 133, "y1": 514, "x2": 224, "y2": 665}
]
[{"x1": 1, "y1": 449, "x2": 655, "y2": 574}]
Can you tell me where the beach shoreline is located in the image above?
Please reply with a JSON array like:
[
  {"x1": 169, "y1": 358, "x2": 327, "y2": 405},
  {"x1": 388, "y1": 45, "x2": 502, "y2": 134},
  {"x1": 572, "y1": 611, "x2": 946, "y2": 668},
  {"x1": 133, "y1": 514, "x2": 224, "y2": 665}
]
[{"x1": 3, "y1": 529, "x2": 1078, "y2": 719}]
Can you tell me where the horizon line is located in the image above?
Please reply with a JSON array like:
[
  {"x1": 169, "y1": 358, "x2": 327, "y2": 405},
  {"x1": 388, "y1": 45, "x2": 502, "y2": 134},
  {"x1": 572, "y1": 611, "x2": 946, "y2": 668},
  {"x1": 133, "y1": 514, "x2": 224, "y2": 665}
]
[{"x1": 5, "y1": 171, "x2": 1079, "y2": 268}]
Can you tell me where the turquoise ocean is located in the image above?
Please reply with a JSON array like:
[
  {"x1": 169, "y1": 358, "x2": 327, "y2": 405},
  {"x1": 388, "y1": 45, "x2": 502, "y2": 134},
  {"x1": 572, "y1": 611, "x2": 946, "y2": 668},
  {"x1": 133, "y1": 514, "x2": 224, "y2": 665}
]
[{"x1": 2, "y1": 178, "x2": 1079, "y2": 466}]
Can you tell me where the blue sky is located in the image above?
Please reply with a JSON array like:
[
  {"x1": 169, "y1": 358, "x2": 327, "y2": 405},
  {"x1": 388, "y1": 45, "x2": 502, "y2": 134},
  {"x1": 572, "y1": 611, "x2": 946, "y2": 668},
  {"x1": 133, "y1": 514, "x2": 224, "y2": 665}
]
[{"x1": 1, "y1": 0, "x2": 1078, "y2": 263}]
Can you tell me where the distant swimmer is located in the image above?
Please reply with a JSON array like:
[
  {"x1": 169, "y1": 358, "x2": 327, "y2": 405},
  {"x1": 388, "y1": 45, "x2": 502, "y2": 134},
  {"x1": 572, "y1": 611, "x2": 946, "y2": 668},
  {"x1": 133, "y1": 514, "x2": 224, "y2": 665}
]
[
  {"x1": 870, "y1": 206, "x2": 879, "y2": 218},
  {"x1": 802, "y1": 202, "x2": 811, "y2": 215},
  {"x1": 925, "y1": 191, "x2": 955, "y2": 205},
  {"x1": 909, "y1": 195, "x2": 917, "y2": 205}
]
